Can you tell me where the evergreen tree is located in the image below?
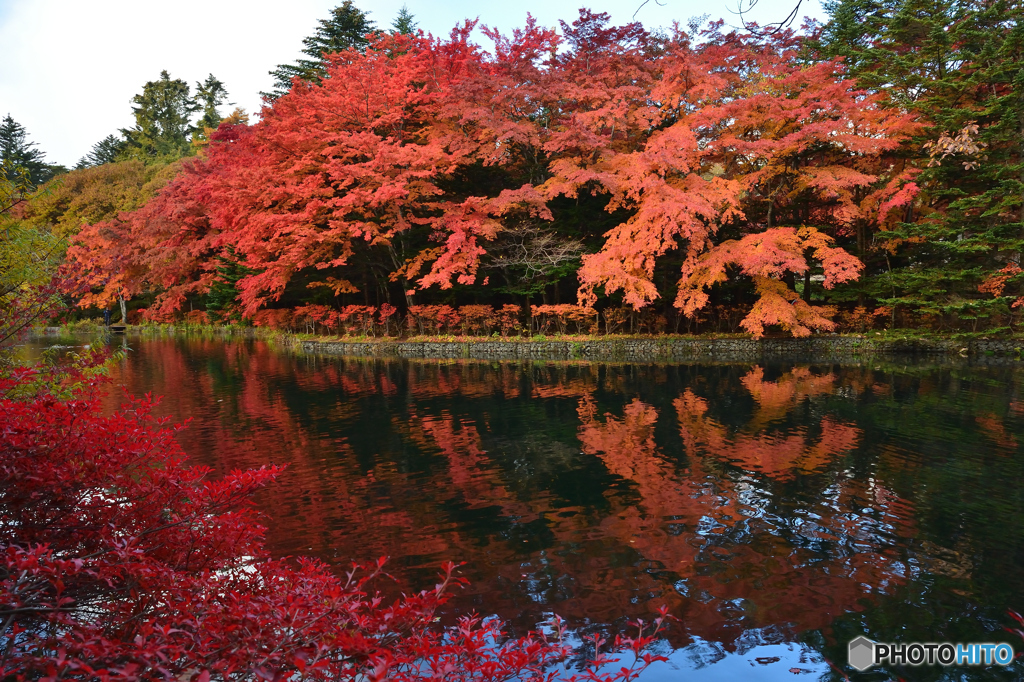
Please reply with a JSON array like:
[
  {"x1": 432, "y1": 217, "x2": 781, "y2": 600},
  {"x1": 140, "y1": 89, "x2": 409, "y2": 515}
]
[
  {"x1": 75, "y1": 134, "x2": 127, "y2": 169},
  {"x1": 194, "y1": 74, "x2": 230, "y2": 132},
  {"x1": 205, "y1": 246, "x2": 258, "y2": 322},
  {"x1": 121, "y1": 71, "x2": 199, "y2": 161},
  {"x1": 392, "y1": 5, "x2": 417, "y2": 34},
  {"x1": 817, "y1": 0, "x2": 964, "y2": 108},
  {"x1": 818, "y1": 0, "x2": 1024, "y2": 330},
  {"x1": 264, "y1": 1, "x2": 376, "y2": 99},
  {"x1": 0, "y1": 115, "x2": 65, "y2": 186}
]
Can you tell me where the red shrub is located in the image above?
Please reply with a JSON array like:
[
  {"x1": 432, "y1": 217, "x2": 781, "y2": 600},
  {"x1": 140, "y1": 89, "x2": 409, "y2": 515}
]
[
  {"x1": 338, "y1": 305, "x2": 376, "y2": 336},
  {"x1": 496, "y1": 304, "x2": 522, "y2": 336},
  {"x1": 407, "y1": 305, "x2": 462, "y2": 335},
  {"x1": 293, "y1": 304, "x2": 335, "y2": 333},
  {"x1": 378, "y1": 303, "x2": 398, "y2": 336},
  {"x1": 458, "y1": 305, "x2": 493, "y2": 336},
  {"x1": 602, "y1": 308, "x2": 629, "y2": 335},
  {"x1": 184, "y1": 310, "x2": 211, "y2": 325},
  {"x1": 250, "y1": 308, "x2": 294, "y2": 331},
  {"x1": 531, "y1": 305, "x2": 598, "y2": 335},
  {"x1": 837, "y1": 305, "x2": 889, "y2": 332}
]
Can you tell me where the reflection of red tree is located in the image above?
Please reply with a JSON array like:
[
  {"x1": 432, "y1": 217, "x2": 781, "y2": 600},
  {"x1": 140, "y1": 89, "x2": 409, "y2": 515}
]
[
  {"x1": 975, "y1": 414, "x2": 1018, "y2": 450},
  {"x1": 740, "y1": 366, "x2": 836, "y2": 427},
  {"x1": 575, "y1": 390, "x2": 914, "y2": 643},
  {"x1": 404, "y1": 362, "x2": 523, "y2": 400},
  {"x1": 676, "y1": 367, "x2": 861, "y2": 480},
  {"x1": 529, "y1": 364, "x2": 598, "y2": 399},
  {"x1": 675, "y1": 389, "x2": 859, "y2": 479},
  {"x1": 102, "y1": 344, "x2": 919, "y2": 651},
  {"x1": 101, "y1": 345, "x2": 601, "y2": 580},
  {"x1": 401, "y1": 409, "x2": 538, "y2": 518}
]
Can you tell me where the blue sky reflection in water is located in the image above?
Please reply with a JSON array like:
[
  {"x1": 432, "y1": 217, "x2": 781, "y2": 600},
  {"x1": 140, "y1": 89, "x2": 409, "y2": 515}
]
[{"x1": 69, "y1": 336, "x2": 1024, "y2": 680}]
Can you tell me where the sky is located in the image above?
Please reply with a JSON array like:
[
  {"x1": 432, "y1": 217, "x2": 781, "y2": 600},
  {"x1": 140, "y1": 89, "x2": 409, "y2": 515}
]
[{"x1": 0, "y1": 0, "x2": 825, "y2": 169}]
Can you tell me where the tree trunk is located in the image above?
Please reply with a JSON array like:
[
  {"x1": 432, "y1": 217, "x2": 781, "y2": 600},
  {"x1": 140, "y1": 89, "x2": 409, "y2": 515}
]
[
  {"x1": 386, "y1": 242, "x2": 415, "y2": 312},
  {"x1": 119, "y1": 296, "x2": 127, "y2": 324}
]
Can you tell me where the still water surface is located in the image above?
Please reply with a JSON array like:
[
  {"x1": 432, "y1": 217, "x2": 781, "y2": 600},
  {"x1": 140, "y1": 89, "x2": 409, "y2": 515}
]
[{"x1": 54, "y1": 336, "x2": 1024, "y2": 680}]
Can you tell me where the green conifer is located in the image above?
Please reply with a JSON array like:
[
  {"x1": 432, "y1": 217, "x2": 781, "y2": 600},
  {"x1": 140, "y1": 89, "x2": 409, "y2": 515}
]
[
  {"x1": 0, "y1": 115, "x2": 65, "y2": 186},
  {"x1": 264, "y1": 2, "x2": 376, "y2": 99},
  {"x1": 75, "y1": 135, "x2": 127, "y2": 169},
  {"x1": 818, "y1": 0, "x2": 1024, "y2": 328},
  {"x1": 392, "y1": 5, "x2": 417, "y2": 34},
  {"x1": 121, "y1": 71, "x2": 199, "y2": 161}
]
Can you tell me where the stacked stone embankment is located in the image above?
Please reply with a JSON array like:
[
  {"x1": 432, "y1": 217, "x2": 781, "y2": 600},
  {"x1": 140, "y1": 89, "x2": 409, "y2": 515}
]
[{"x1": 300, "y1": 336, "x2": 1024, "y2": 363}]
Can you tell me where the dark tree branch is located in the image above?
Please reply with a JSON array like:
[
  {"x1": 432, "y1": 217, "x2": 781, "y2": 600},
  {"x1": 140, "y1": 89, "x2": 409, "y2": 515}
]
[
  {"x1": 730, "y1": 0, "x2": 804, "y2": 35},
  {"x1": 633, "y1": 0, "x2": 667, "y2": 20}
]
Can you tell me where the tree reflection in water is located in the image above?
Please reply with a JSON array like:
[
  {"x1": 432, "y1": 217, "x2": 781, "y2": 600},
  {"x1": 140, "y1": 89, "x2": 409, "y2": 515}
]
[
  {"x1": 90, "y1": 337, "x2": 1024, "y2": 679},
  {"x1": 577, "y1": 379, "x2": 911, "y2": 642}
]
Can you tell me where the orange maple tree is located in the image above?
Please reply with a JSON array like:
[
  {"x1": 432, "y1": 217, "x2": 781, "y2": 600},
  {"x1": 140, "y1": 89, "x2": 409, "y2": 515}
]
[{"x1": 67, "y1": 13, "x2": 919, "y2": 336}]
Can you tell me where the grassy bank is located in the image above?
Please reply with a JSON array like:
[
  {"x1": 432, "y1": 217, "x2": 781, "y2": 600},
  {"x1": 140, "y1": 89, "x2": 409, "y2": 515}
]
[{"x1": 38, "y1": 320, "x2": 1024, "y2": 345}]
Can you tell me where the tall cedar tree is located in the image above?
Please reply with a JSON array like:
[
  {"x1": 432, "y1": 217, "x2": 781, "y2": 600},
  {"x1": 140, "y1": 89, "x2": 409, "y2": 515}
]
[
  {"x1": 818, "y1": 0, "x2": 1024, "y2": 329},
  {"x1": 264, "y1": 1, "x2": 376, "y2": 99},
  {"x1": 191, "y1": 74, "x2": 231, "y2": 149},
  {"x1": 121, "y1": 71, "x2": 199, "y2": 161},
  {"x1": 69, "y1": 14, "x2": 918, "y2": 336},
  {"x1": 0, "y1": 114, "x2": 65, "y2": 186},
  {"x1": 195, "y1": 74, "x2": 230, "y2": 131}
]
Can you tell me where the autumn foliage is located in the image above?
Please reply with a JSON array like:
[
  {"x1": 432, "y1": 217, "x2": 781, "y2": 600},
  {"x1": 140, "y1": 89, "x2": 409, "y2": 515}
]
[
  {"x1": 65, "y1": 13, "x2": 919, "y2": 338},
  {"x1": 0, "y1": 359, "x2": 673, "y2": 680}
]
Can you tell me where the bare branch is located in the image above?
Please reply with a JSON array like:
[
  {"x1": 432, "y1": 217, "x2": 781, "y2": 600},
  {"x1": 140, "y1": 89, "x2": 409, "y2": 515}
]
[
  {"x1": 487, "y1": 223, "x2": 584, "y2": 285},
  {"x1": 633, "y1": 0, "x2": 667, "y2": 20},
  {"x1": 730, "y1": 0, "x2": 804, "y2": 36}
]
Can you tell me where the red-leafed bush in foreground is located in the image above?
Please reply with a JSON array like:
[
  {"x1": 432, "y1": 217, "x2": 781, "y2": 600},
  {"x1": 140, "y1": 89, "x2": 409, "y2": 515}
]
[{"x1": 0, "y1": 361, "x2": 670, "y2": 680}]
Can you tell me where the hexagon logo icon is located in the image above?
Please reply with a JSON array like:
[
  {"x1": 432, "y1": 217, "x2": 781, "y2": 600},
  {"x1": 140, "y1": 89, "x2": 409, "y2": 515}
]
[{"x1": 848, "y1": 636, "x2": 876, "y2": 671}]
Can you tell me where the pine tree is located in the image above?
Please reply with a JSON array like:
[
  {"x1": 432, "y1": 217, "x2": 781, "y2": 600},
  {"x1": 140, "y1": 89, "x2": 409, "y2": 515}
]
[
  {"x1": 817, "y1": 0, "x2": 963, "y2": 108},
  {"x1": 818, "y1": 0, "x2": 1024, "y2": 329},
  {"x1": 392, "y1": 5, "x2": 417, "y2": 34},
  {"x1": 205, "y1": 246, "x2": 258, "y2": 322},
  {"x1": 264, "y1": 1, "x2": 376, "y2": 99},
  {"x1": 190, "y1": 75, "x2": 231, "y2": 150},
  {"x1": 75, "y1": 134, "x2": 127, "y2": 169},
  {"x1": 195, "y1": 74, "x2": 230, "y2": 132},
  {"x1": 121, "y1": 71, "x2": 199, "y2": 161},
  {"x1": 0, "y1": 115, "x2": 65, "y2": 186}
]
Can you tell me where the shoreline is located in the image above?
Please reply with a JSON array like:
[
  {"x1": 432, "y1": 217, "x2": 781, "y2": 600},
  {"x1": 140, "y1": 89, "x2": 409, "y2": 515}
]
[
  {"x1": 301, "y1": 335, "x2": 1024, "y2": 364},
  {"x1": 33, "y1": 326, "x2": 1024, "y2": 364}
]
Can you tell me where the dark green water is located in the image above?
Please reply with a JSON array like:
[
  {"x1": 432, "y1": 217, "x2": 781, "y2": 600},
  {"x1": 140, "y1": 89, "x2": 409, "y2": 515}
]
[{"x1": 34, "y1": 335, "x2": 1024, "y2": 680}]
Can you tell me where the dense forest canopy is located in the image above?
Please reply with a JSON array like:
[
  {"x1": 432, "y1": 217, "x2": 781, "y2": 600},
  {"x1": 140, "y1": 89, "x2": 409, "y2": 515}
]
[{"x1": 5, "y1": 0, "x2": 1024, "y2": 336}]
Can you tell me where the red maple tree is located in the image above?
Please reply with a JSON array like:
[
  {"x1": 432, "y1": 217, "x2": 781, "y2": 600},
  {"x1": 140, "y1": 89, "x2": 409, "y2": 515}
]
[{"x1": 66, "y1": 14, "x2": 918, "y2": 337}]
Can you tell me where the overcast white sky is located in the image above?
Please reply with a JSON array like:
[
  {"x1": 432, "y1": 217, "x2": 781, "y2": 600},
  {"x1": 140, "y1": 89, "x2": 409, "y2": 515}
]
[{"x1": 0, "y1": 0, "x2": 825, "y2": 168}]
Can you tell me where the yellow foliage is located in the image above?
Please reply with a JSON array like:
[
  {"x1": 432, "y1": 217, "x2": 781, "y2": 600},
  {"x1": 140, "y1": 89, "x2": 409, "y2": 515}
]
[{"x1": 24, "y1": 159, "x2": 180, "y2": 239}]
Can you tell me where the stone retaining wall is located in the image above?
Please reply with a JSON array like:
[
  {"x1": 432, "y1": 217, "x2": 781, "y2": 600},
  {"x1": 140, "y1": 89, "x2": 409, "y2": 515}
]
[{"x1": 300, "y1": 336, "x2": 1024, "y2": 363}]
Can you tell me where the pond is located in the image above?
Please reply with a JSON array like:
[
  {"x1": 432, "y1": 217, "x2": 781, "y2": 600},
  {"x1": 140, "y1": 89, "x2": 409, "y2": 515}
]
[{"x1": 35, "y1": 335, "x2": 1024, "y2": 680}]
